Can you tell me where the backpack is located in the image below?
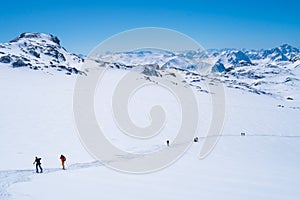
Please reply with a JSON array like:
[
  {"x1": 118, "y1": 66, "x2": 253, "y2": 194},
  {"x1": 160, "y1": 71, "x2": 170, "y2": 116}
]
[{"x1": 60, "y1": 155, "x2": 66, "y2": 161}]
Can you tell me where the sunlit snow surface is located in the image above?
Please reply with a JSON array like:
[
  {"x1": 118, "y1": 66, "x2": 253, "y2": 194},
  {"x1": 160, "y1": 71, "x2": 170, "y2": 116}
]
[{"x1": 1, "y1": 63, "x2": 300, "y2": 200}]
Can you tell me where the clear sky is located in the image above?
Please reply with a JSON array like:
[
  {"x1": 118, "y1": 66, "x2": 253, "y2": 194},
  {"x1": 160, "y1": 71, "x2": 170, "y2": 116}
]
[{"x1": 0, "y1": 0, "x2": 299, "y2": 54}]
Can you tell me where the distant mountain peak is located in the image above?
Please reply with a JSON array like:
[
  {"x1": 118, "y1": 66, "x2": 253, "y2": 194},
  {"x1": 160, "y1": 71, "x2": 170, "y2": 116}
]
[
  {"x1": 280, "y1": 43, "x2": 294, "y2": 49},
  {"x1": 0, "y1": 32, "x2": 82, "y2": 75},
  {"x1": 9, "y1": 32, "x2": 61, "y2": 45}
]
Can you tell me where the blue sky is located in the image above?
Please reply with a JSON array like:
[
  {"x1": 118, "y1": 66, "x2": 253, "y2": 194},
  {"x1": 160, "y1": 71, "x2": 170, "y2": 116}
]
[{"x1": 0, "y1": 0, "x2": 299, "y2": 54}]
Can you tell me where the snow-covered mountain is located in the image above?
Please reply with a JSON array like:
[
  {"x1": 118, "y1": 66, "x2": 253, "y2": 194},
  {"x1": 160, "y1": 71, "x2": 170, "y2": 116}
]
[
  {"x1": 1, "y1": 32, "x2": 300, "y2": 99},
  {"x1": 95, "y1": 44, "x2": 300, "y2": 100},
  {"x1": 0, "y1": 32, "x2": 83, "y2": 75},
  {"x1": 1, "y1": 33, "x2": 299, "y2": 77},
  {"x1": 206, "y1": 44, "x2": 300, "y2": 99},
  {"x1": 98, "y1": 49, "x2": 209, "y2": 71},
  {"x1": 98, "y1": 44, "x2": 300, "y2": 73},
  {"x1": 204, "y1": 44, "x2": 300, "y2": 74},
  {"x1": 245, "y1": 44, "x2": 300, "y2": 62}
]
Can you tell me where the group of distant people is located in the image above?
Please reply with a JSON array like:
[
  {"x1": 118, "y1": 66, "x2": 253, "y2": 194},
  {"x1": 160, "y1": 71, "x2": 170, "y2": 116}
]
[
  {"x1": 165, "y1": 133, "x2": 246, "y2": 147},
  {"x1": 33, "y1": 154, "x2": 66, "y2": 173},
  {"x1": 166, "y1": 137, "x2": 199, "y2": 147}
]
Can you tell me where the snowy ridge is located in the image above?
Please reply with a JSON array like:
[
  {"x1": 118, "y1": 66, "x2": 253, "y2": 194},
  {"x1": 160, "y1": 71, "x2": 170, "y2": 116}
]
[
  {"x1": 1, "y1": 33, "x2": 300, "y2": 99},
  {"x1": 97, "y1": 44, "x2": 300, "y2": 99},
  {"x1": 98, "y1": 49, "x2": 208, "y2": 71},
  {"x1": 98, "y1": 44, "x2": 300, "y2": 73},
  {"x1": 210, "y1": 44, "x2": 300, "y2": 99},
  {"x1": 0, "y1": 33, "x2": 83, "y2": 75}
]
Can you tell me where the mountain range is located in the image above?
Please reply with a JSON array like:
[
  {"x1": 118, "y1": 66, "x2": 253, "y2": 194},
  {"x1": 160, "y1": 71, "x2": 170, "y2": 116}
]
[{"x1": 1, "y1": 32, "x2": 300, "y2": 99}]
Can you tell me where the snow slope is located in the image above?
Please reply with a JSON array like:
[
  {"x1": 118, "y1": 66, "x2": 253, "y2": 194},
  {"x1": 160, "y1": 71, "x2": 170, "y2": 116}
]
[{"x1": 1, "y1": 64, "x2": 300, "y2": 200}]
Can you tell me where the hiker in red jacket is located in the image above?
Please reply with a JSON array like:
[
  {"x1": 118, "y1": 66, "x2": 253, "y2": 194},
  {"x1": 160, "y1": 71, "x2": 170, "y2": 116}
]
[{"x1": 60, "y1": 155, "x2": 66, "y2": 170}]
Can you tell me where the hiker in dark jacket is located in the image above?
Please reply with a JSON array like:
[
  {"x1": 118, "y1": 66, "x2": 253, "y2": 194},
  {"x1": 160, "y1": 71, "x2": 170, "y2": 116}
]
[{"x1": 33, "y1": 156, "x2": 43, "y2": 173}]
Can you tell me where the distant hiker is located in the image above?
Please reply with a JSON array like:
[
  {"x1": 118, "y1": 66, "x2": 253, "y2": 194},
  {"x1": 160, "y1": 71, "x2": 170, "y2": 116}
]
[
  {"x1": 166, "y1": 140, "x2": 170, "y2": 147},
  {"x1": 33, "y1": 156, "x2": 43, "y2": 173},
  {"x1": 194, "y1": 137, "x2": 199, "y2": 142},
  {"x1": 60, "y1": 155, "x2": 66, "y2": 170}
]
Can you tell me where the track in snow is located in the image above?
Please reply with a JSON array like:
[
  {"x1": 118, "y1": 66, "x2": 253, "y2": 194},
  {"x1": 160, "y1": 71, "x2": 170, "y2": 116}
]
[{"x1": 0, "y1": 161, "x2": 102, "y2": 200}]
